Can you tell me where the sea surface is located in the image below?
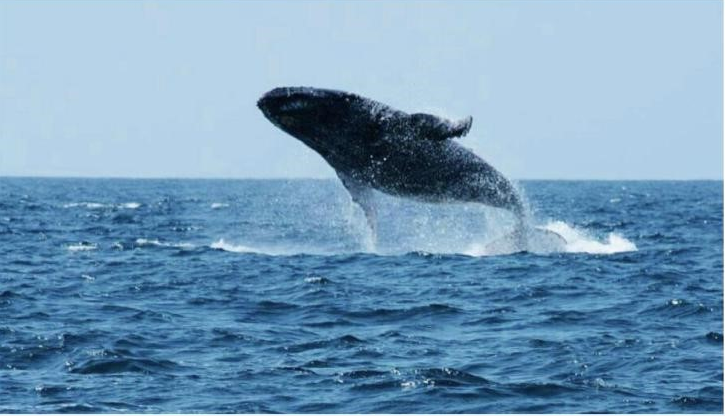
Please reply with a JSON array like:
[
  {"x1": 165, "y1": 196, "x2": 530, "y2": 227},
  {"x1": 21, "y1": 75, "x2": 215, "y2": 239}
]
[{"x1": 0, "y1": 178, "x2": 722, "y2": 413}]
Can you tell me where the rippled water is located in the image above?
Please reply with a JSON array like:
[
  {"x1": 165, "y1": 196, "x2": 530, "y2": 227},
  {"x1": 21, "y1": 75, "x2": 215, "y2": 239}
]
[{"x1": 0, "y1": 178, "x2": 722, "y2": 413}]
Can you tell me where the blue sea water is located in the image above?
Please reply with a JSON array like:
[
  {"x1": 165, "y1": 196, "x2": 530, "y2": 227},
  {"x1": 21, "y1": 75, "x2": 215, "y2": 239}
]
[{"x1": 0, "y1": 177, "x2": 722, "y2": 413}]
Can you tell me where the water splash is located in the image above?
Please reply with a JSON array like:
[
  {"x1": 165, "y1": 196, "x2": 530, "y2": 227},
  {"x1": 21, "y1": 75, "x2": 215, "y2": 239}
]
[
  {"x1": 341, "y1": 196, "x2": 376, "y2": 253},
  {"x1": 205, "y1": 180, "x2": 637, "y2": 257},
  {"x1": 209, "y1": 210, "x2": 636, "y2": 257},
  {"x1": 542, "y1": 221, "x2": 637, "y2": 254}
]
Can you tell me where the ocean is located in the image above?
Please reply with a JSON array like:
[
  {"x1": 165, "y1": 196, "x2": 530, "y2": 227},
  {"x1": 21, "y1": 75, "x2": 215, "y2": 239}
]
[{"x1": 0, "y1": 177, "x2": 722, "y2": 413}]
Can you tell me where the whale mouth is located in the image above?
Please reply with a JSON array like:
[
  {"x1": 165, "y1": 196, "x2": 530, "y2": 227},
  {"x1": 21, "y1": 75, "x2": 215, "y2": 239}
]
[
  {"x1": 261, "y1": 86, "x2": 341, "y2": 100},
  {"x1": 257, "y1": 87, "x2": 311, "y2": 109},
  {"x1": 257, "y1": 87, "x2": 315, "y2": 118},
  {"x1": 257, "y1": 86, "x2": 355, "y2": 114},
  {"x1": 261, "y1": 86, "x2": 307, "y2": 100}
]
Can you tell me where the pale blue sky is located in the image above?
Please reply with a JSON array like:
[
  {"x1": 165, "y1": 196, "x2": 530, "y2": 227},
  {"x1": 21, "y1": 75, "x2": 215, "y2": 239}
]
[{"x1": 0, "y1": 0, "x2": 722, "y2": 179}]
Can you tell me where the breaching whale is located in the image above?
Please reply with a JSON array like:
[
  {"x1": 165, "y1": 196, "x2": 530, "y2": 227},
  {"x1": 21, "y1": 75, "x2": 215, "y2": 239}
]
[{"x1": 257, "y1": 86, "x2": 564, "y2": 252}]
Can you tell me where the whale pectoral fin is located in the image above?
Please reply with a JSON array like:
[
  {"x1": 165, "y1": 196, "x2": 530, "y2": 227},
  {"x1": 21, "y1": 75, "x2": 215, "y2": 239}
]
[
  {"x1": 409, "y1": 113, "x2": 473, "y2": 140},
  {"x1": 337, "y1": 172, "x2": 377, "y2": 239}
]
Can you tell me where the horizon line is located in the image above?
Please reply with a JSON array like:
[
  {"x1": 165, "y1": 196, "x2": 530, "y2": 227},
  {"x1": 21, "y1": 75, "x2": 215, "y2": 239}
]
[{"x1": 0, "y1": 174, "x2": 722, "y2": 182}]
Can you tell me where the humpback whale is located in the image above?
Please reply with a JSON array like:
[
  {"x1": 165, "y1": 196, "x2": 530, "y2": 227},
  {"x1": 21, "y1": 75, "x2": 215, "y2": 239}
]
[{"x1": 257, "y1": 86, "x2": 563, "y2": 251}]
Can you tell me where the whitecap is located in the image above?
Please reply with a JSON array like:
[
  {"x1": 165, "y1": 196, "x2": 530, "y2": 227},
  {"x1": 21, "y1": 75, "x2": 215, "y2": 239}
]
[
  {"x1": 84, "y1": 203, "x2": 105, "y2": 209},
  {"x1": 135, "y1": 238, "x2": 194, "y2": 248},
  {"x1": 63, "y1": 202, "x2": 106, "y2": 209},
  {"x1": 210, "y1": 203, "x2": 229, "y2": 209},
  {"x1": 119, "y1": 202, "x2": 141, "y2": 209},
  {"x1": 208, "y1": 239, "x2": 335, "y2": 256},
  {"x1": 209, "y1": 239, "x2": 257, "y2": 253},
  {"x1": 67, "y1": 243, "x2": 97, "y2": 252}
]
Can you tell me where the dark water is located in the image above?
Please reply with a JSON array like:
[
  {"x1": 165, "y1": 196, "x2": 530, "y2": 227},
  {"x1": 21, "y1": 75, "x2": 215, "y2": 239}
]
[{"x1": 0, "y1": 178, "x2": 722, "y2": 413}]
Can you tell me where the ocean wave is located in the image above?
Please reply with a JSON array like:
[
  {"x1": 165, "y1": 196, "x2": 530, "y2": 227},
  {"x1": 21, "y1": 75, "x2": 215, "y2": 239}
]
[
  {"x1": 345, "y1": 304, "x2": 461, "y2": 322},
  {"x1": 70, "y1": 355, "x2": 184, "y2": 375},
  {"x1": 283, "y1": 335, "x2": 365, "y2": 353},
  {"x1": 342, "y1": 367, "x2": 492, "y2": 392}
]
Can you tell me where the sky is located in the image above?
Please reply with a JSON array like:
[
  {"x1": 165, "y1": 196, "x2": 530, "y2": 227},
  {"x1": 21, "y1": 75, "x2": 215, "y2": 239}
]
[{"x1": 0, "y1": 0, "x2": 722, "y2": 180}]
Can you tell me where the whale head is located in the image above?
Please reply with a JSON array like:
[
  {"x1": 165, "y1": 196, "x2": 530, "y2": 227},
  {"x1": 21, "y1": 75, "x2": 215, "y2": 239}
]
[{"x1": 257, "y1": 87, "x2": 385, "y2": 161}]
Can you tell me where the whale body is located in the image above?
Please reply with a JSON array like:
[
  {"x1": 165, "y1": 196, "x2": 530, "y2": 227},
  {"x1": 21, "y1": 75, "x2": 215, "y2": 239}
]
[{"x1": 257, "y1": 86, "x2": 562, "y2": 251}]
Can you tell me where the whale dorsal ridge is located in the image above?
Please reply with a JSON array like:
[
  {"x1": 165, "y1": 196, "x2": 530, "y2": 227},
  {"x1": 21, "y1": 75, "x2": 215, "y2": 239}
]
[{"x1": 408, "y1": 113, "x2": 473, "y2": 141}]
